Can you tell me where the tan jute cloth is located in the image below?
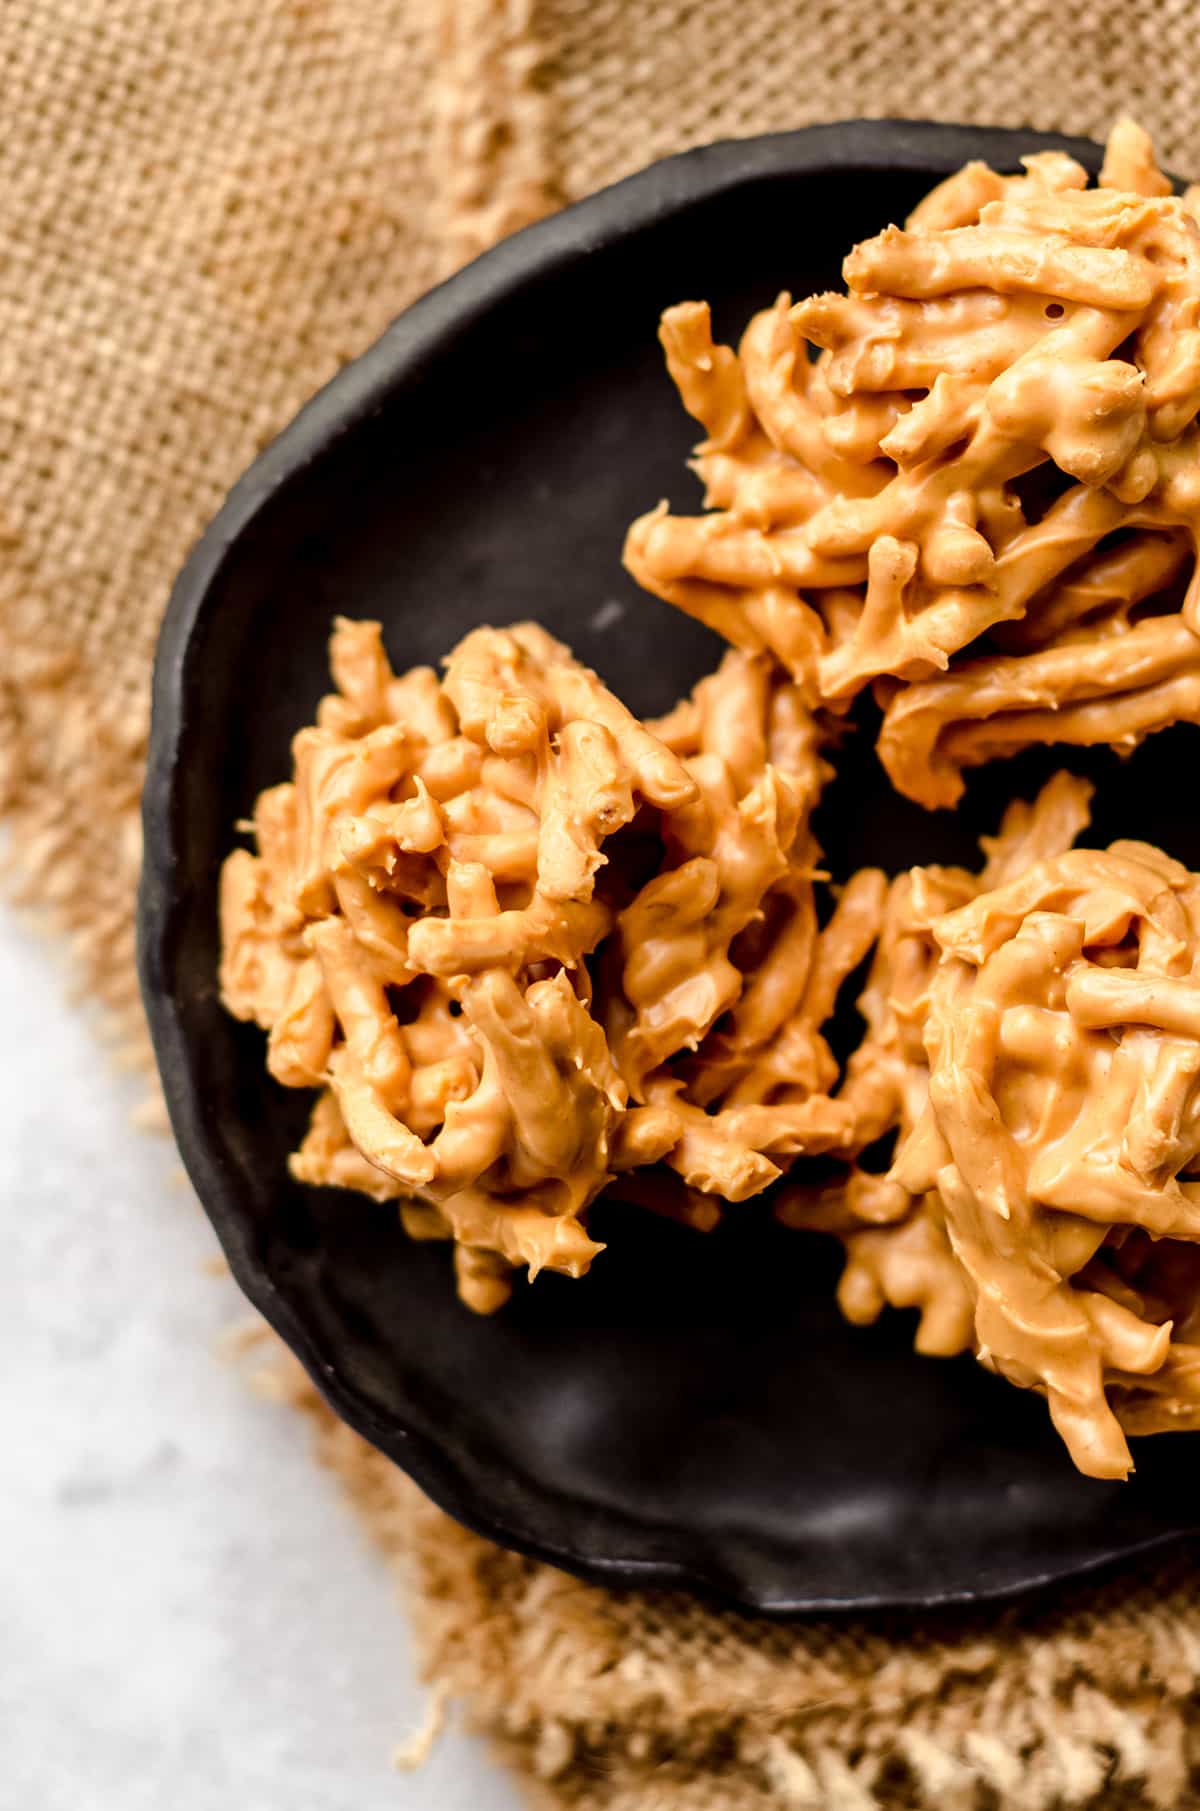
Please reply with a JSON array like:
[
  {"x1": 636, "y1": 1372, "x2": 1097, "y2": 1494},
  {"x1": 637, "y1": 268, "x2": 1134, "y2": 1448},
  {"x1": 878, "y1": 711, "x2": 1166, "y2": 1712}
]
[{"x1": 5, "y1": 3, "x2": 1200, "y2": 1805}]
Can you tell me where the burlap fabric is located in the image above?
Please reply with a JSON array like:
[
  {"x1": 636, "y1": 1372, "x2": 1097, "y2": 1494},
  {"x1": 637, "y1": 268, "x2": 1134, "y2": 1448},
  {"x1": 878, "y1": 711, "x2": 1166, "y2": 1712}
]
[{"x1": 5, "y1": 3, "x2": 1200, "y2": 1804}]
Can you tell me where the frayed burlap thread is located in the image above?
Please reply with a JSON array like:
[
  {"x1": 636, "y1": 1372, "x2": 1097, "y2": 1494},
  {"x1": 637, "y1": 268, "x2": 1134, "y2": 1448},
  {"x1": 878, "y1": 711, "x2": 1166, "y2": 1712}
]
[
  {"x1": 430, "y1": 0, "x2": 563, "y2": 272},
  {"x1": 5, "y1": 3, "x2": 1200, "y2": 1805},
  {"x1": 301, "y1": 1366, "x2": 1200, "y2": 1810}
]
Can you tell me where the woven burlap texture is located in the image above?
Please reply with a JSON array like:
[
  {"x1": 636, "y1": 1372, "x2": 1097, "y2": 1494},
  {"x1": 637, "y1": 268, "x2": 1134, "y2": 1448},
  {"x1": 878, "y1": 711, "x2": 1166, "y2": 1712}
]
[{"x1": 4, "y1": 2, "x2": 1200, "y2": 1805}]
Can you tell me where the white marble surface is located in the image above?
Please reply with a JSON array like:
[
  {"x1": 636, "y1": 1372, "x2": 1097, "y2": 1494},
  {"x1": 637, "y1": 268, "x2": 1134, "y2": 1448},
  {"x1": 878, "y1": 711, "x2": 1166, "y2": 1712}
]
[{"x1": 1, "y1": 903, "x2": 524, "y2": 1811}]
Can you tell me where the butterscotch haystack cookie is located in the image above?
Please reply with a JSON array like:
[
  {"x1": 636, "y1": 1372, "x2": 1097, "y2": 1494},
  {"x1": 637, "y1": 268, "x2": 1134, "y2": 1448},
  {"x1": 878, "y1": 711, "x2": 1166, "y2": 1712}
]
[
  {"x1": 627, "y1": 119, "x2": 1200, "y2": 808},
  {"x1": 219, "y1": 620, "x2": 865, "y2": 1311},
  {"x1": 783, "y1": 780, "x2": 1200, "y2": 1479}
]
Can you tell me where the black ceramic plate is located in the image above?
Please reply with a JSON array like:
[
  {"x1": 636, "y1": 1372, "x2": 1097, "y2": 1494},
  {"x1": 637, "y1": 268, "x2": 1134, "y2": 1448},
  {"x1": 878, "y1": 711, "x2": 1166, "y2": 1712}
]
[{"x1": 140, "y1": 120, "x2": 1200, "y2": 1614}]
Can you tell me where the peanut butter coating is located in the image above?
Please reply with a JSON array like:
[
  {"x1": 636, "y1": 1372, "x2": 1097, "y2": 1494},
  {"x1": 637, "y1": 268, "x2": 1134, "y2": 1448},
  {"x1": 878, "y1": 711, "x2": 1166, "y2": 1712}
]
[
  {"x1": 905, "y1": 840, "x2": 1200, "y2": 1479},
  {"x1": 219, "y1": 621, "x2": 863, "y2": 1313},
  {"x1": 782, "y1": 776, "x2": 1200, "y2": 1481},
  {"x1": 626, "y1": 119, "x2": 1200, "y2": 805}
]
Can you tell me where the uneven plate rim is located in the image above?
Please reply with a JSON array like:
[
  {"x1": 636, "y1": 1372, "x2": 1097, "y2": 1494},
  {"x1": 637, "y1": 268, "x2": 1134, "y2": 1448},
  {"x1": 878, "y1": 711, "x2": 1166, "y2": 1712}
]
[{"x1": 138, "y1": 117, "x2": 1194, "y2": 1614}]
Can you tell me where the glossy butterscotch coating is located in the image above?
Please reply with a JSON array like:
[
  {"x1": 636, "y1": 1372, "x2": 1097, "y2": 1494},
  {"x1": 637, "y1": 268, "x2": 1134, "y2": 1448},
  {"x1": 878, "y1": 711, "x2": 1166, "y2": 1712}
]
[
  {"x1": 777, "y1": 773, "x2": 1092, "y2": 1351},
  {"x1": 626, "y1": 119, "x2": 1200, "y2": 807},
  {"x1": 220, "y1": 621, "x2": 866, "y2": 1311},
  {"x1": 221, "y1": 620, "x2": 642, "y2": 1307},
  {"x1": 782, "y1": 773, "x2": 1200, "y2": 1479},
  {"x1": 902, "y1": 839, "x2": 1200, "y2": 1478}
]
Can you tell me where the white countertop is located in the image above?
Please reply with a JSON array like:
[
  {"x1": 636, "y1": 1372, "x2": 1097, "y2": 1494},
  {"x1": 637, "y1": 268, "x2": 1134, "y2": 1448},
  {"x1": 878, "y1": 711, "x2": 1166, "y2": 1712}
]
[{"x1": 2, "y1": 902, "x2": 524, "y2": 1811}]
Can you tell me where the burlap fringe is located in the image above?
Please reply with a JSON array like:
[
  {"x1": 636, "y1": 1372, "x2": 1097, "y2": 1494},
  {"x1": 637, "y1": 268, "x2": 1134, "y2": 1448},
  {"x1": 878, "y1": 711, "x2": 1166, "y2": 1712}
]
[
  {"x1": 226, "y1": 1332, "x2": 1200, "y2": 1811},
  {"x1": 0, "y1": 582, "x2": 150, "y2": 1060},
  {"x1": 291, "y1": 1353, "x2": 1200, "y2": 1811}
]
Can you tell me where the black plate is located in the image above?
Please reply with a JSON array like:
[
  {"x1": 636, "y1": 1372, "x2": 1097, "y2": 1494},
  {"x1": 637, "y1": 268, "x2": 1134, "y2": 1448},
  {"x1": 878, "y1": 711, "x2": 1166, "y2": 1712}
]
[{"x1": 139, "y1": 120, "x2": 1200, "y2": 1613}]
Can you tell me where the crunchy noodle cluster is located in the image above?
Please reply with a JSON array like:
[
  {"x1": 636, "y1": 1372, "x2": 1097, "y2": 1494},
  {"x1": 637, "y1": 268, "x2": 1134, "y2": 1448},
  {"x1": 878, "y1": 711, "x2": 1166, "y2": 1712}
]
[
  {"x1": 626, "y1": 117, "x2": 1200, "y2": 809},
  {"x1": 220, "y1": 619, "x2": 869, "y2": 1312},
  {"x1": 780, "y1": 783, "x2": 1200, "y2": 1480}
]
